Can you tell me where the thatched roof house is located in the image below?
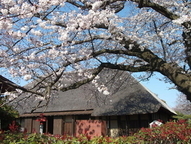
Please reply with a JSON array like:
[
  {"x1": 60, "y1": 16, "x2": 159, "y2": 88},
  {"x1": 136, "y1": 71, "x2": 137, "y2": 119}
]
[{"x1": 15, "y1": 69, "x2": 176, "y2": 137}]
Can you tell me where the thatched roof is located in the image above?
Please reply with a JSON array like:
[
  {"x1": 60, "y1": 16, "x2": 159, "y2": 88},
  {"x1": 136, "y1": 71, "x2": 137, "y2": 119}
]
[{"x1": 14, "y1": 69, "x2": 176, "y2": 116}]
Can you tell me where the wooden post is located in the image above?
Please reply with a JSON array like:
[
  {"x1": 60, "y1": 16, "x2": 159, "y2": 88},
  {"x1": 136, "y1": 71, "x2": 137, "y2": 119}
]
[{"x1": 53, "y1": 116, "x2": 63, "y2": 135}]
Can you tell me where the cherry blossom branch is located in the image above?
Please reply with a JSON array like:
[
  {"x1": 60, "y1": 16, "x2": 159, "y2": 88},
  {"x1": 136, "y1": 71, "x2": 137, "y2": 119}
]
[
  {"x1": 0, "y1": 78, "x2": 44, "y2": 97},
  {"x1": 131, "y1": 0, "x2": 179, "y2": 20},
  {"x1": 59, "y1": 66, "x2": 104, "y2": 92}
]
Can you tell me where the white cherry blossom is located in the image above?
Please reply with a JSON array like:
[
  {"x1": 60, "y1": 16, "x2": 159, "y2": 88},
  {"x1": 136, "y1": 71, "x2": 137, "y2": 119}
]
[{"x1": 0, "y1": 0, "x2": 191, "y2": 103}]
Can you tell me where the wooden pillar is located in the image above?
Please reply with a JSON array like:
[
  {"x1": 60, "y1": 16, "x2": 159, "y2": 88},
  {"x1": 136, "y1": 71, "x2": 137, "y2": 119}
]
[
  {"x1": 24, "y1": 118, "x2": 33, "y2": 133},
  {"x1": 117, "y1": 116, "x2": 120, "y2": 128},
  {"x1": 125, "y1": 115, "x2": 128, "y2": 135},
  {"x1": 53, "y1": 116, "x2": 63, "y2": 135},
  {"x1": 126, "y1": 115, "x2": 130, "y2": 135},
  {"x1": 32, "y1": 118, "x2": 40, "y2": 133},
  {"x1": 108, "y1": 116, "x2": 111, "y2": 129},
  {"x1": 46, "y1": 118, "x2": 48, "y2": 133},
  {"x1": 72, "y1": 116, "x2": 75, "y2": 136},
  {"x1": 138, "y1": 114, "x2": 141, "y2": 128}
]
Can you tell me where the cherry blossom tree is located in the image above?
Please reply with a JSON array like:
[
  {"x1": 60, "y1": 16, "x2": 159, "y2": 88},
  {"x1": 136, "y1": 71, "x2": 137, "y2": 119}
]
[{"x1": 0, "y1": 0, "x2": 191, "y2": 103}]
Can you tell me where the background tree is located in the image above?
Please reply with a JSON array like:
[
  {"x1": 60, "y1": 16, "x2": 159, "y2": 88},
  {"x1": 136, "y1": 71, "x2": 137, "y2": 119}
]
[
  {"x1": 0, "y1": 0, "x2": 191, "y2": 105},
  {"x1": 174, "y1": 94, "x2": 191, "y2": 115},
  {"x1": 0, "y1": 98, "x2": 19, "y2": 130},
  {"x1": 173, "y1": 94, "x2": 191, "y2": 122}
]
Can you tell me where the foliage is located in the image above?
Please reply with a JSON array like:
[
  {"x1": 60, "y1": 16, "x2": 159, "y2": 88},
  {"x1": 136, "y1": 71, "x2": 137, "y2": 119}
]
[
  {"x1": 173, "y1": 112, "x2": 191, "y2": 124},
  {"x1": 8, "y1": 121, "x2": 19, "y2": 133},
  {"x1": 36, "y1": 113, "x2": 46, "y2": 123},
  {"x1": 0, "y1": 132, "x2": 133, "y2": 144},
  {"x1": 0, "y1": 98, "x2": 19, "y2": 130},
  {"x1": 0, "y1": 0, "x2": 191, "y2": 104},
  {"x1": 1, "y1": 120, "x2": 191, "y2": 144},
  {"x1": 0, "y1": 132, "x2": 60, "y2": 144},
  {"x1": 133, "y1": 120, "x2": 191, "y2": 143}
]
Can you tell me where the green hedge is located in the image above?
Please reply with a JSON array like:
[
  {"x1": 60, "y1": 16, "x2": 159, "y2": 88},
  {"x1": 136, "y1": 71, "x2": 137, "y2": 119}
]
[
  {"x1": 1, "y1": 120, "x2": 191, "y2": 144},
  {"x1": 0, "y1": 132, "x2": 133, "y2": 144}
]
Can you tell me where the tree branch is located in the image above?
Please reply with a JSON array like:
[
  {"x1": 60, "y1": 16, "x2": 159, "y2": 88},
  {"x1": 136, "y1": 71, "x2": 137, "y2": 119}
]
[
  {"x1": 0, "y1": 77, "x2": 44, "y2": 97},
  {"x1": 100, "y1": 62, "x2": 153, "y2": 72},
  {"x1": 60, "y1": 66, "x2": 104, "y2": 92},
  {"x1": 131, "y1": 0, "x2": 179, "y2": 20}
]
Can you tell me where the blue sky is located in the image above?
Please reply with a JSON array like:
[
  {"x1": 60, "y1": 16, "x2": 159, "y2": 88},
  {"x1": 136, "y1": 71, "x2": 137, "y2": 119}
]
[{"x1": 139, "y1": 73, "x2": 180, "y2": 108}]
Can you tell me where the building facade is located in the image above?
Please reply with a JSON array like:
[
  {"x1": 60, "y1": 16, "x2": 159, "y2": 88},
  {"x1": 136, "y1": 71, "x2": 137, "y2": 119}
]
[{"x1": 14, "y1": 69, "x2": 176, "y2": 137}]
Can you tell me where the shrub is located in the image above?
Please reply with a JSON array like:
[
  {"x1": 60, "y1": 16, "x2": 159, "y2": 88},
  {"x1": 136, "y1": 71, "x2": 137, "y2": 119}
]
[
  {"x1": 0, "y1": 99, "x2": 19, "y2": 130},
  {"x1": 0, "y1": 132, "x2": 136, "y2": 144},
  {"x1": 133, "y1": 119, "x2": 191, "y2": 143},
  {"x1": 9, "y1": 121, "x2": 19, "y2": 133},
  {"x1": 1, "y1": 119, "x2": 191, "y2": 143},
  {"x1": 0, "y1": 132, "x2": 62, "y2": 144}
]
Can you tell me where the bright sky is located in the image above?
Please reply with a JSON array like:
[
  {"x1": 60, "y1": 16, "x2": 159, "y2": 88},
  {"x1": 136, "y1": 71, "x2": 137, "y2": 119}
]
[{"x1": 139, "y1": 73, "x2": 180, "y2": 108}]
